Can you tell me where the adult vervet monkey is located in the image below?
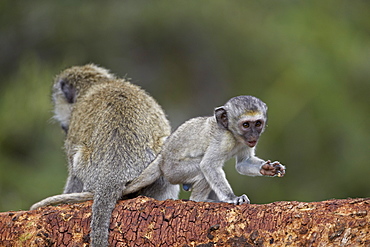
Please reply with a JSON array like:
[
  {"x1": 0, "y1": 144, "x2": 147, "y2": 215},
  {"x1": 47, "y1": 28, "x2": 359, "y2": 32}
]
[{"x1": 31, "y1": 64, "x2": 179, "y2": 247}]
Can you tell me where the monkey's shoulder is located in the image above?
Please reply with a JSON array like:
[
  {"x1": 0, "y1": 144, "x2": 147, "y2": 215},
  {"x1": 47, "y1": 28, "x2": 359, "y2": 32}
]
[
  {"x1": 172, "y1": 116, "x2": 214, "y2": 137},
  {"x1": 67, "y1": 79, "x2": 170, "y2": 149},
  {"x1": 162, "y1": 117, "x2": 212, "y2": 153},
  {"x1": 79, "y1": 80, "x2": 157, "y2": 107},
  {"x1": 71, "y1": 81, "x2": 167, "y2": 125}
]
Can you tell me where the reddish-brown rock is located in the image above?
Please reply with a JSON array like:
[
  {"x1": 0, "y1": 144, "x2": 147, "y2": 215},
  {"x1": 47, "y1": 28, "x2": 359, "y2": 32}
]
[{"x1": 0, "y1": 197, "x2": 369, "y2": 246}]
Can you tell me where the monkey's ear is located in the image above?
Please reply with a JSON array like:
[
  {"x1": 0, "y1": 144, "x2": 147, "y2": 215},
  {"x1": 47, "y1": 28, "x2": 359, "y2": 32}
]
[
  {"x1": 60, "y1": 80, "x2": 76, "y2": 104},
  {"x1": 215, "y1": 107, "x2": 228, "y2": 129}
]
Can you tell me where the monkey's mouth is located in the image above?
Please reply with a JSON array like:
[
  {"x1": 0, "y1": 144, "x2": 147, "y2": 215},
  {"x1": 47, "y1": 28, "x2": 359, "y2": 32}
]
[{"x1": 246, "y1": 141, "x2": 257, "y2": 147}]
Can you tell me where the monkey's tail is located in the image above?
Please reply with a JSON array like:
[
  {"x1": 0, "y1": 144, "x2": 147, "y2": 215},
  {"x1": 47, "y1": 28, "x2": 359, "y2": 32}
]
[
  {"x1": 123, "y1": 154, "x2": 163, "y2": 196},
  {"x1": 30, "y1": 192, "x2": 94, "y2": 210}
]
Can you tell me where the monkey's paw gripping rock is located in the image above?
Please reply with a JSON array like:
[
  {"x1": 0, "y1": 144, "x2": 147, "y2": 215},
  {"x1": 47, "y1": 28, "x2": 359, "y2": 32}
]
[
  {"x1": 225, "y1": 194, "x2": 250, "y2": 205},
  {"x1": 235, "y1": 194, "x2": 250, "y2": 205}
]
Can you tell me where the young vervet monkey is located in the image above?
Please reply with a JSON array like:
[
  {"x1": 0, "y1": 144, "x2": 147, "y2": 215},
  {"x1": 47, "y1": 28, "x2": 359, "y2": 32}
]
[
  {"x1": 30, "y1": 64, "x2": 179, "y2": 247},
  {"x1": 122, "y1": 95, "x2": 286, "y2": 204}
]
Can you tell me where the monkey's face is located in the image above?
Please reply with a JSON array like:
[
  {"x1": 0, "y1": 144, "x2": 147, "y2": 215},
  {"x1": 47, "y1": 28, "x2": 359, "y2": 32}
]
[{"x1": 236, "y1": 113, "x2": 266, "y2": 148}]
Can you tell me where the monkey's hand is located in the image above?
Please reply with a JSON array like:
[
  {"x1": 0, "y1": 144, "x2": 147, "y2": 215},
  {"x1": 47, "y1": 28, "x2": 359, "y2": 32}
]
[
  {"x1": 260, "y1": 160, "x2": 286, "y2": 177},
  {"x1": 225, "y1": 194, "x2": 250, "y2": 205}
]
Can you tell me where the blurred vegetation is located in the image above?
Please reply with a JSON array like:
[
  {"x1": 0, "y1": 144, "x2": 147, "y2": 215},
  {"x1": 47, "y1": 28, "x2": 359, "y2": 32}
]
[{"x1": 0, "y1": 0, "x2": 369, "y2": 212}]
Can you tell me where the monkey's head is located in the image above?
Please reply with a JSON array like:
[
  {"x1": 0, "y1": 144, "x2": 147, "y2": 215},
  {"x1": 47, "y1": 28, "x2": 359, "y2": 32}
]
[
  {"x1": 215, "y1": 95, "x2": 268, "y2": 148},
  {"x1": 52, "y1": 64, "x2": 115, "y2": 133}
]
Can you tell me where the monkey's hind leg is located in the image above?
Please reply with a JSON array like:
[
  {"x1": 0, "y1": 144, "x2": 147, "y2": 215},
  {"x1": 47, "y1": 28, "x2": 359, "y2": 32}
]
[
  {"x1": 189, "y1": 178, "x2": 212, "y2": 202},
  {"x1": 140, "y1": 176, "x2": 180, "y2": 201},
  {"x1": 63, "y1": 174, "x2": 84, "y2": 193},
  {"x1": 122, "y1": 154, "x2": 163, "y2": 196}
]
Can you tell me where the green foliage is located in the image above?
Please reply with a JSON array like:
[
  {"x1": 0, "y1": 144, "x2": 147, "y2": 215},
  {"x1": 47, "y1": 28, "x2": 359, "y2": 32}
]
[
  {"x1": 0, "y1": 0, "x2": 369, "y2": 211},
  {"x1": 0, "y1": 56, "x2": 67, "y2": 211}
]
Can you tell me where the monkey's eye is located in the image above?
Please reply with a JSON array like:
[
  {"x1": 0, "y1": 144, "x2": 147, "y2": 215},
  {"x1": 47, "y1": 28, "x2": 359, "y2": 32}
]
[
  {"x1": 242, "y1": 122, "x2": 250, "y2": 128},
  {"x1": 255, "y1": 120, "x2": 262, "y2": 127}
]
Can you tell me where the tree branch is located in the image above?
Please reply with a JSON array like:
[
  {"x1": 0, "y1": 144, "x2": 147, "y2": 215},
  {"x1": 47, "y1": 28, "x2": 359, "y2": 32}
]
[{"x1": 0, "y1": 197, "x2": 369, "y2": 246}]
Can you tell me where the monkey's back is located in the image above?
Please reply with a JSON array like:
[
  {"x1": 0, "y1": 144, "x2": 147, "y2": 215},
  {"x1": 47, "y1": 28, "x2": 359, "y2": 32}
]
[
  {"x1": 66, "y1": 79, "x2": 171, "y2": 190},
  {"x1": 162, "y1": 116, "x2": 239, "y2": 166}
]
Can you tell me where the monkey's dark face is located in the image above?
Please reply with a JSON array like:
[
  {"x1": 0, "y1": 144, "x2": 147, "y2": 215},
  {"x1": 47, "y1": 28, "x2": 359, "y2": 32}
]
[
  {"x1": 215, "y1": 105, "x2": 267, "y2": 148},
  {"x1": 237, "y1": 114, "x2": 266, "y2": 148}
]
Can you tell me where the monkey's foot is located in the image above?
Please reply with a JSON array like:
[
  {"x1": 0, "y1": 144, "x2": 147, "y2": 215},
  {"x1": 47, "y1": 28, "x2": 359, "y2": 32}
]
[
  {"x1": 260, "y1": 160, "x2": 286, "y2": 177},
  {"x1": 225, "y1": 194, "x2": 250, "y2": 205},
  {"x1": 236, "y1": 194, "x2": 250, "y2": 205}
]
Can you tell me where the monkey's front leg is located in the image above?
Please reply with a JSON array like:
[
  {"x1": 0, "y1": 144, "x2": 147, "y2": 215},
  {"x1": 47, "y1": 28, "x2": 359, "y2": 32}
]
[
  {"x1": 190, "y1": 178, "x2": 249, "y2": 205},
  {"x1": 236, "y1": 155, "x2": 286, "y2": 177},
  {"x1": 199, "y1": 161, "x2": 250, "y2": 205},
  {"x1": 260, "y1": 160, "x2": 286, "y2": 177}
]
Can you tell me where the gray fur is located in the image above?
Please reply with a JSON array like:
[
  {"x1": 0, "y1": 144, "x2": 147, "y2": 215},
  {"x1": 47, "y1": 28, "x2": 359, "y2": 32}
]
[{"x1": 123, "y1": 95, "x2": 285, "y2": 204}]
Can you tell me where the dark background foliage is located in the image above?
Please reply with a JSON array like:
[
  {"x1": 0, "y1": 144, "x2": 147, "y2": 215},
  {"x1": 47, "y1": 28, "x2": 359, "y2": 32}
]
[{"x1": 0, "y1": 0, "x2": 369, "y2": 211}]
